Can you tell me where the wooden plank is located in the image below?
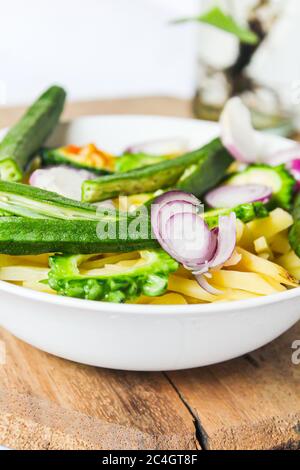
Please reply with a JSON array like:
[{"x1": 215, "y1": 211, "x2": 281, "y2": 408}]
[
  {"x1": 0, "y1": 97, "x2": 197, "y2": 450},
  {"x1": 168, "y1": 323, "x2": 300, "y2": 450},
  {"x1": 0, "y1": 96, "x2": 299, "y2": 450},
  {"x1": 0, "y1": 327, "x2": 197, "y2": 450}
]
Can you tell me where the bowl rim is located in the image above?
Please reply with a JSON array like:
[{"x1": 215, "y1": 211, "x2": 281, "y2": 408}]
[
  {"x1": 1, "y1": 279, "x2": 300, "y2": 316},
  {"x1": 0, "y1": 114, "x2": 297, "y2": 317}
]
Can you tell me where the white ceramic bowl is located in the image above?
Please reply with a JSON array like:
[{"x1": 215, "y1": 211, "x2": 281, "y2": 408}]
[{"x1": 0, "y1": 115, "x2": 299, "y2": 371}]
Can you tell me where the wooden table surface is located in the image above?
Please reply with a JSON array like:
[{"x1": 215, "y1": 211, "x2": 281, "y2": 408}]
[{"x1": 0, "y1": 97, "x2": 299, "y2": 450}]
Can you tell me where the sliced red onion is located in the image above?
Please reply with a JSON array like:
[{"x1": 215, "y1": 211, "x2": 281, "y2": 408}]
[
  {"x1": 151, "y1": 190, "x2": 237, "y2": 294},
  {"x1": 152, "y1": 191, "x2": 202, "y2": 237},
  {"x1": 29, "y1": 166, "x2": 96, "y2": 201},
  {"x1": 265, "y1": 147, "x2": 300, "y2": 166},
  {"x1": 220, "y1": 97, "x2": 260, "y2": 164},
  {"x1": 191, "y1": 213, "x2": 237, "y2": 275},
  {"x1": 152, "y1": 190, "x2": 201, "y2": 210},
  {"x1": 125, "y1": 138, "x2": 188, "y2": 155},
  {"x1": 286, "y1": 159, "x2": 300, "y2": 191},
  {"x1": 286, "y1": 159, "x2": 300, "y2": 182},
  {"x1": 205, "y1": 184, "x2": 272, "y2": 208},
  {"x1": 164, "y1": 212, "x2": 216, "y2": 265},
  {"x1": 208, "y1": 213, "x2": 237, "y2": 270},
  {"x1": 195, "y1": 274, "x2": 223, "y2": 295}
]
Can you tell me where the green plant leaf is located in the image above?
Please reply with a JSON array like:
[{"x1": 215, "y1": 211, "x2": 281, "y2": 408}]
[{"x1": 173, "y1": 6, "x2": 259, "y2": 45}]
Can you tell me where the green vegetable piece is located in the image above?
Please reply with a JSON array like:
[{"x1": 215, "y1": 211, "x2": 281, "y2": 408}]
[
  {"x1": 293, "y1": 192, "x2": 300, "y2": 222},
  {"x1": 226, "y1": 164, "x2": 296, "y2": 211},
  {"x1": 41, "y1": 147, "x2": 111, "y2": 175},
  {"x1": 0, "y1": 158, "x2": 22, "y2": 182},
  {"x1": 177, "y1": 147, "x2": 233, "y2": 197},
  {"x1": 82, "y1": 138, "x2": 223, "y2": 202},
  {"x1": 115, "y1": 153, "x2": 174, "y2": 173},
  {"x1": 289, "y1": 222, "x2": 300, "y2": 259},
  {"x1": 0, "y1": 180, "x2": 114, "y2": 220},
  {"x1": 0, "y1": 86, "x2": 66, "y2": 181},
  {"x1": 204, "y1": 202, "x2": 269, "y2": 229},
  {"x1": 0, "y1": 216, "x2": 158, "y2": 255},
  {"x1": 289, "y1": 193, "x2": 300, "y2": 257},
  {"x1": 174, "y1": 6, "x2": 259, "y2": 45},
  {"x1": 48, "y1": 250, "x2": 178, "y2": 302}
]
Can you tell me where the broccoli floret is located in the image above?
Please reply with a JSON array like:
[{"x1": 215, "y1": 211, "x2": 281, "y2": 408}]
[
  {"x1": 204, "y1": 202, "x2": 269, "y2": 228},
  {"x1": 48, "y1": 250, "x2": 179, "y2": 303},
  {"x1": 226, "y1": 164, "x2": 296, "y2": 210}
]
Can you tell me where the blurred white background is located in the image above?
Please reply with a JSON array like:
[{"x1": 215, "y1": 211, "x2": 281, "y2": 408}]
[
  {"x1": 0, "y1": 0, "x2": 198, "y2": 105},
  {"x1": 0, "y1": 0, "x2": 299, "y2": 106}
]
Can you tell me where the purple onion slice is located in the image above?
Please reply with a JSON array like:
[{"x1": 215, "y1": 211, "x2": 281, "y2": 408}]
[
  {"x1": 205, "y1": 184, "x2": 272, "y2": 208},
  {"x1": 220, "y1": 97, "x2": 259, "y2": 164},
  {"x1": 30, "y1": 166, "x2": 96, "y2": 201}
]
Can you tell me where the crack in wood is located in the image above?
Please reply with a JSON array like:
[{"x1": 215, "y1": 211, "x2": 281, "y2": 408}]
[{"x1": 163, "y1": 372, "x2": 206, "y2": 450}]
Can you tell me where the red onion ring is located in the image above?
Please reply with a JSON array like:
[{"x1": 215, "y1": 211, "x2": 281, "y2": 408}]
[
  {"x1": 265, "y1": 147, "x2": 300, "y2": 166},
  {"x1": 286, "y1": 159, "x2": 300, "y2": 192},
  {"x1": 151, "y1": 191, "x2": 237, "y2": 293},
  {"x1": 195, "y1": 274, "x2": 223, "y2": 295},
  {"x1": 164, "y1": 212, "x2": 215, "y2": 265},
  {"x1": 220, "y1": 97, "x2": 259, "y2": 164},
  {"x1": 205, "y1": 184, "x2": 272, "y2": 208},
  {"x1": 209, "y1": 213, "x2": 237, "y2": 269},
  {"x1": 29, "y1": 166, "x2": 97, "y2": 201}
]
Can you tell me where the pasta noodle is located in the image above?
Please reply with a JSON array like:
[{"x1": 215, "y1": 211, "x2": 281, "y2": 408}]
[{"x1": 1, "y1": 208, "x2": 298, "y2": 304}]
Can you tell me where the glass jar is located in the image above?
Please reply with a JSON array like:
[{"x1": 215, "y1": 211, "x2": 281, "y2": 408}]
[{"x1": 193, "y1": 0, "x2": 294, "y2": 135}]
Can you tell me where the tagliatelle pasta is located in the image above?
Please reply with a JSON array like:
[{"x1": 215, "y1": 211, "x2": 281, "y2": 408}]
[{"x1": 0, "y1": 207, "x2": 299, "y2": 304}]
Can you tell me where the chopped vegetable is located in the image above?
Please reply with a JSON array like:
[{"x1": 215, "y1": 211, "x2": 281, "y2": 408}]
[
  {"x1": 269, "y1": 231, "x2": 290, "y2": 255},
  {"x1": 205, "y1": 184, "x2": 272, "y2": 209},
  {"x1": 248, "y1": 208, "x2": 293, "y2": 240},
  {"x1": 254, "y1": 237, "x2": 274, "y2": 260},
  {"x1": 289, "y1": 221, "x2": 300, "y2": 259},
  {"x1": 0, "y1": 85, "x2": 298, "y2": 305},
  {"x1": 177, "y1": 146, "x2": 233, "y2": 198},
  {"x1": 220, "y1": 97, "x2": 260, "y2": 164},
  {"x1": 0, "y1": 180, "x2": 113, "y2": 220},
  {"x1": 265, "y1": 146, "x2": 300, "y2": 166},
  {"x1": 204, "y1": 202, "x2": 269, "y2": 228},
  {"x1": 151, "y1": 190, "x2": 237, "y2": 292},
  {"x1": 287, "y1": 159, "x2": 300, "y2": 191},
  {"x1": 292, "y1": 192, "x2": 300, "y2": 222},
  {"x1": 30, "y1": 166, "x2": 96, "y2": 201},
  {"x1": 0, "y1": 86, "x2": 66, "y2": 181},
  {"x1": 48, "y1": 250, "x2": 178, "y2": 302},
  {"x1": 276, "y1": 250, "x2": 300, "y2": 278},
  {"x1": 41, "y1": 144, "x2": 114, "y2": 174},
  {"x1": 0, "y1": 216, "x2": 158, "y2": 255},
  {"x1": 226, "y1": 165, "x2": 296, "y2": 210},
  {"x1": 82, "y1": 139, "x2": 224, "y2": 202},
  {"x1": 115, "y1": 153, "x2": 175, "y2": 173}
]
